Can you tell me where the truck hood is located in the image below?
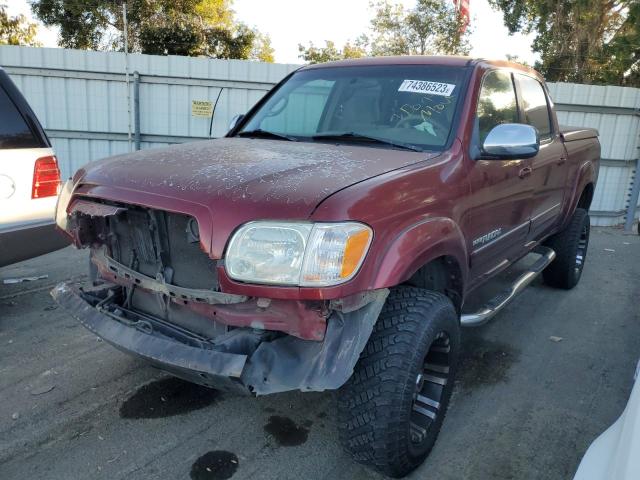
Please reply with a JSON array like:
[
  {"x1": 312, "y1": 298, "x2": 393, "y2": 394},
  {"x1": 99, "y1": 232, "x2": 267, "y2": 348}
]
[
  {"x1": 77, "y1": 137, "x2": 438, "y2": 214},
  {"x1": 74, "y1": 137, "x2": 439, "y2": 257}
]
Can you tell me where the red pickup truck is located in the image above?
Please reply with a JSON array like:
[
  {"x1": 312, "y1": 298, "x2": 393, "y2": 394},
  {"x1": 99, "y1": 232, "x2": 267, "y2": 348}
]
[{"x1": 53, "y1": 56, "x2": 599, "y2": 477}]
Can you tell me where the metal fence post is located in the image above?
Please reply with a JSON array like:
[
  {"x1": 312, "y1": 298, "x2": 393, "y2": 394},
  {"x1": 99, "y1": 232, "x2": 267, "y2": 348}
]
[
  {"x1": 122, "y1": 3, "x2": 132, "y2": 152},
  {"x1": 624, "y1": 158, "x2": 640, "y2": 232},
  {"x1": 133, "y1": 71, "x2": 140, "y2": 151}
]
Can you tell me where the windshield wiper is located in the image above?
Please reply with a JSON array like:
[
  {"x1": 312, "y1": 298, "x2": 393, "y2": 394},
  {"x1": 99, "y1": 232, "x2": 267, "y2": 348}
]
[
  {"x1": 312, "y1": 132, "x2": 422, "y2": 152},
  {"x1": 237, "y1": 129, "x2": 297, "y2": 142}
]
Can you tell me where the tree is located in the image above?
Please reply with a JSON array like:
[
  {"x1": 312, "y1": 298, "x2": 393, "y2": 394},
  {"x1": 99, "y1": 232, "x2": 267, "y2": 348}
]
[
  {"x1": 298, "y1": 39, "x2": 367, "y2": 63},
  {"x1": 137, "y1": 13, "x2": 256, "y2": 58},
  {"x1": 30, "y1": 0, "x2": 274, "y2": 61},
  {"x1": 505, "y1": 53, "x2": 530, "y2": 67},
  {"x1": 251, "y1": 31, "x2": 275, "y2": 63},
  {"x1": 369, "y1": 0, "x2": 470, "y2": 56},
  {"x1": 488, "y1": 0, "x2": 640, "y2": 86},
  {"x1": 299, "y1": 0, "x2": 470, "y2": 63},
  {"x1": 1, "y1": 4, "x2": 41, "y2": 46}
]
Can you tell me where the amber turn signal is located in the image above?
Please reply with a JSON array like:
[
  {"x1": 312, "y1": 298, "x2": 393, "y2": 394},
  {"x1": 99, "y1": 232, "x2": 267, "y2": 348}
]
[{"x1": 341, "y1": 229, "x2": 373, "y2": 278}]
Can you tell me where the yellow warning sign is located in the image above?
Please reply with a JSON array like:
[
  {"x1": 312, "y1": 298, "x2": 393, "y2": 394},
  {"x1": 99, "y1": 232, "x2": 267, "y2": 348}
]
[{"x1": 191, "y1": 100, "x2": 213, "y2": 117}]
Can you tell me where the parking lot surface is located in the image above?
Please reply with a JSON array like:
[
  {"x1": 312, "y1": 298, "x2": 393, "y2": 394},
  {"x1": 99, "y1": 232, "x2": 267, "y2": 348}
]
[{"x1": 1, "y1": 228, "x2": 639, "y2": 480}]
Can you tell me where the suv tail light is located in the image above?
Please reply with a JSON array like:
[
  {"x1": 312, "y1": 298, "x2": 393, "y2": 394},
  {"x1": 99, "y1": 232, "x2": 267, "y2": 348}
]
[{"x1": 32, "y1": 155, "x2": 61, "y2": 199}]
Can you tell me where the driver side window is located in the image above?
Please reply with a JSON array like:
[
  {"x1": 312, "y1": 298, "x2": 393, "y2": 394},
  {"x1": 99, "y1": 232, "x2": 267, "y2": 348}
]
[{"x1": 477, "y1": 70, "x2": 518, "y2": 143}]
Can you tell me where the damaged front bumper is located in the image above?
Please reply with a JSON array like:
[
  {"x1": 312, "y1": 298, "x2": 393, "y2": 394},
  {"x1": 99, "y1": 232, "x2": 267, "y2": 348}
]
[{"x1": 52, "y1": 282, "x2": 388, "y2": 395}]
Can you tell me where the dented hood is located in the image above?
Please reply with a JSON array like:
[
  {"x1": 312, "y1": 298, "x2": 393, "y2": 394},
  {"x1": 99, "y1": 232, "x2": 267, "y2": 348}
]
[{"x1": 74, "y1": 137, "x2": 438, "y2": 256}]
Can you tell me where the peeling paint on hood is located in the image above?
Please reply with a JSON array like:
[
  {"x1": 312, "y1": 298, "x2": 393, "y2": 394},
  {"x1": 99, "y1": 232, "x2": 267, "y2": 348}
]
[{"x1": 78, "y1": 137, "x2": 439, "y2": 213}]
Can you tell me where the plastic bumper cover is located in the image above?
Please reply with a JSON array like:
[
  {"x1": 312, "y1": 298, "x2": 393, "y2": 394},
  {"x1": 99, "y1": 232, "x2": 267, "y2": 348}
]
[{"x1": 51, "y1": 282, "x2": 388, "y2": 395}]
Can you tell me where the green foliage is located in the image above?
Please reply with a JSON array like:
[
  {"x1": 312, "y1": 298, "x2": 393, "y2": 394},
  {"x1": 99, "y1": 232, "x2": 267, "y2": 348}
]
[
  {"x1": 505, "y1": 54, "x2": 530, "y2": 67},
  {"x1": 29, "y1": 0, "x2": 274, "y2": 61},
  {"x1": 0, "y1": 4, "x2": 41, "y2": 46},
  {"x1": 369, "y1": 0, "x2": 470, "y2": 56},
  {"x1": 299, "y1": 0, "x2": 470, "y2": 63},
  {"x1": 251, "y1": 30, "x2": 275, "y2": 63},
  {"x1": 488, "y1": 0, "x2": 640, "y2": 86},
  {"x1": 298, "y1": 39, "x2": 367, "y2": 63}
]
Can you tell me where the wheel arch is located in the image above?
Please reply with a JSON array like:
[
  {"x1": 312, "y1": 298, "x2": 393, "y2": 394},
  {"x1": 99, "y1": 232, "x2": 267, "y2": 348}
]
[
  {"x1": 561, "y1": 161, "x2": 597, "y2": 227},
  {"x1": 577, "y1": 182, "x2": 595, "y2": 210},
  {"x1": 371, "y1": 217, "x2": 468, "y2": 312},
  {"x1": 404, "y1": 255, "x2": 464, "y2": 313}
]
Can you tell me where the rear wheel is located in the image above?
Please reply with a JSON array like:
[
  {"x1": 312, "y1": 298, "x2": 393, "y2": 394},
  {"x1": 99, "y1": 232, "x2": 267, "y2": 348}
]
[
  {"x1": 337, "y1": 287, "x2": 460, "y2": 478},
  {"x1": 543, "y1": 208, "x2": 590, "y2": 289}
]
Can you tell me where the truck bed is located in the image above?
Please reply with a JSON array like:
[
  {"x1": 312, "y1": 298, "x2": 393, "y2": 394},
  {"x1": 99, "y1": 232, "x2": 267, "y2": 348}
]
[{"x1": 560, "y1": 126, "x2": 599, "y2": 142}]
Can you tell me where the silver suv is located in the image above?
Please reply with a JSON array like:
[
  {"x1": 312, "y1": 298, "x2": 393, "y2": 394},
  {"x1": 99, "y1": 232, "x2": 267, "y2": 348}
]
[{"x1": 0, "y1": 68, "x2": 68, "y2": 266}]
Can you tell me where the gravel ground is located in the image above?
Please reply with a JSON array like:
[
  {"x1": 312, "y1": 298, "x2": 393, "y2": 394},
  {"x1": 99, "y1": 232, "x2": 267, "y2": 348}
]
[{"x1": 0, "y1": 227, "x2": 638, "y2": 480}]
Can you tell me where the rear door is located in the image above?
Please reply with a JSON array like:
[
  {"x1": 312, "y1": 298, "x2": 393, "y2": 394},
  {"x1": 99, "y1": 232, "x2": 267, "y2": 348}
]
[
  {"x1": 0, "y1": 70, "x2": 57, "y2": 230},
  {"x1": 514, "y1": 73, "x2": 570, "y2": 240}
]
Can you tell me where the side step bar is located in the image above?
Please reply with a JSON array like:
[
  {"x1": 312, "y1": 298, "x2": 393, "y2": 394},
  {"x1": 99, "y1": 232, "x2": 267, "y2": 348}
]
[{"x1": 461, "y1": 246, "x2": 556, "y2": 327}]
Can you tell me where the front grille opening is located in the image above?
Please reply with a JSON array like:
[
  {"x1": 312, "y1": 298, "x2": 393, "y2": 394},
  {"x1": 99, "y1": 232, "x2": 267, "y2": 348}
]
[{"x1": 104, "y1": 206, "x2": 218, "y2": 291}]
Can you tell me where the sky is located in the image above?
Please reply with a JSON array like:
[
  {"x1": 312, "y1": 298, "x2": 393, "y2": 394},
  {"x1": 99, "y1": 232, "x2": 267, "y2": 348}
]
[{"x1": 7, "y1": 0, "x2": 538, "y2": 65}]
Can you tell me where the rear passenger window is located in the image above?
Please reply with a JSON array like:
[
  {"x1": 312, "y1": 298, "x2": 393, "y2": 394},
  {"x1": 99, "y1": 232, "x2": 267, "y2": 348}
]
[
  {"x1": 0, "y1": 86, "x2": 39, "y2": 149},
  {"x1": 516, "y1": 74, "x2": 552, "y2": 137},
  {"x1": 476, "y1": 70, "x2": 518, "y2": 143}
]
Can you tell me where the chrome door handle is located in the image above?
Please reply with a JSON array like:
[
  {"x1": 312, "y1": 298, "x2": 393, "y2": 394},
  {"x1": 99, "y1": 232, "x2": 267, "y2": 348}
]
[
  {"x1": 518, "y1": 167, "x2": 532, "y2": 179},
  {"x1": 558, "y1": 156, "x2": 567, "y2": 165}
]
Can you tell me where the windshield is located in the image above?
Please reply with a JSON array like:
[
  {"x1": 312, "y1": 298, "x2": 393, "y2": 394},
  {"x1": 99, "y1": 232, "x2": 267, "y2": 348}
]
[{"x1": 239, "y1": 65, "x2": 467, "y2": 150}]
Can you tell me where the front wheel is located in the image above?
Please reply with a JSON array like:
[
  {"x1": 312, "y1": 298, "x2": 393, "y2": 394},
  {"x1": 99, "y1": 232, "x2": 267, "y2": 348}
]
[
  {"x1": 542, "y1": 208, "x2": 590, "y2": 289},
  {"x1": 337, "y1": 287, "x2": 460, "y2": 478}
]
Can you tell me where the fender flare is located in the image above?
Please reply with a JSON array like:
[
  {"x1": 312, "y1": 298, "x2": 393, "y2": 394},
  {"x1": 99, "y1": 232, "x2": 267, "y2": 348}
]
[
  {"x1": 562, "y1": 161, "x2": 596, "y2": 224},
  {"x1": 371, "y1": 217, "x2": 469, "y2": 290}
]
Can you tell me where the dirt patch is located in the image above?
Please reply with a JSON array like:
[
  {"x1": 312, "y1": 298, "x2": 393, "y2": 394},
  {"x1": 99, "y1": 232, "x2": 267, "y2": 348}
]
[
  {"x1": 120, "y1": 377, "x2": 219, "y2": 419},
  {"x1": 457, "y1": 336, "x2": 520, "y2": 390},
  {"x1": 263, "y1": 416, "x2": 309, "y2": 447},
  {"x1": 190, "y1": 451, "x2": 238, "y2": 480}
]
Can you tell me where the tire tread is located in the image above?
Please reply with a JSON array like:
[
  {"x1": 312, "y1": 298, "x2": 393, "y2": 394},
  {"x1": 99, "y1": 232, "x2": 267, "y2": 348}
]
[
  {"x1": 337, "y1": 286, "x2": 459, "y2": 478},
  {"x1": 543, "y1": 208, "x2": 589, "y2": 289}
]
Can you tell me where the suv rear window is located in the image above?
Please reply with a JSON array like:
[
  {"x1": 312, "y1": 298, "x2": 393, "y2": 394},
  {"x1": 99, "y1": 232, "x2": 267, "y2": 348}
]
[{"x1": 0, "y1": 85, "x2": 40, "y2": 149}]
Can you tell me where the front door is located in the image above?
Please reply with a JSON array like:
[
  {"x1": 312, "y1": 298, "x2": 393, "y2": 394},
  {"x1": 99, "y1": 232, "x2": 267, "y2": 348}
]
[
  {"x1": 461, "y1": 70, "x2": 535, "y2": 287},
  {"x1": 514, "y1": 73, "x2": 570, "y2": 240}
]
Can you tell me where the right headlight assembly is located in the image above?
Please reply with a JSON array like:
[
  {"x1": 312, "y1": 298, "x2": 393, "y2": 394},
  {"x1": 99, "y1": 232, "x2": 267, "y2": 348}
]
[{"x1": 225, "y1": 221, "x2": 373, "y2": 287}]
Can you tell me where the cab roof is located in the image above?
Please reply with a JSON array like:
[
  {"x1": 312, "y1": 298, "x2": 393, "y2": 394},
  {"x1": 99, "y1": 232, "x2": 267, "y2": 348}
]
[{"x1": 301, "y1": 55, "x2": 540, "y2": 78}]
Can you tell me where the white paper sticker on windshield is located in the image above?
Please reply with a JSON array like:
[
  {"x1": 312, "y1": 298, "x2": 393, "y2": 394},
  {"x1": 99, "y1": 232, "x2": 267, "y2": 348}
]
[{"x1": 398, "y1": 80, "x2": 456, "y2": 96}]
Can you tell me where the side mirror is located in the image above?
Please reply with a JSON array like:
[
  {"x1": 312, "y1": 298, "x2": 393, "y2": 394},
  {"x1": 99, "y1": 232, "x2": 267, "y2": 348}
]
[
  {"x1": 228, "y1": 114, "x2": 245, "y2": 132},
  {"x1": 482, "y1": 123, "x2": 540, "y2": 160}
]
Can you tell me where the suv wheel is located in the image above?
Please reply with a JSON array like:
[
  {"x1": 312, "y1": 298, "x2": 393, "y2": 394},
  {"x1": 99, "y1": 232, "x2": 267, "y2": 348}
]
[
  {"x1": 337, "y1": 287, "x2": 460, "y2": 478},
  {"x1": 543, "y1": 208, "x2": 590, "y2": 289}
]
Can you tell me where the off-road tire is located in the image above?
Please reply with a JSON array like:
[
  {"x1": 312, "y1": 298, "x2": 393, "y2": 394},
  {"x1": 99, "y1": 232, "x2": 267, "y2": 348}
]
[
  {"x1": 543, "y1": 208, "x2": 590, "y2": 289},
  {"x1": 337, "y1": 286, "x2": 460, "y2": 478}
]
